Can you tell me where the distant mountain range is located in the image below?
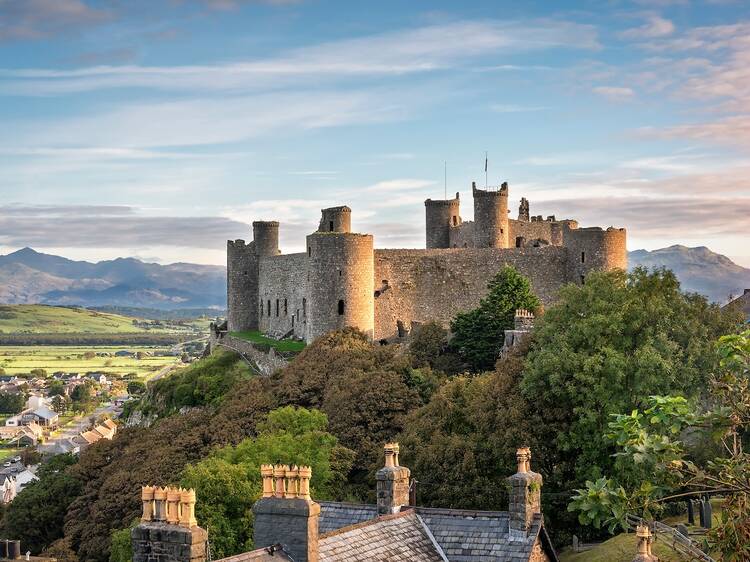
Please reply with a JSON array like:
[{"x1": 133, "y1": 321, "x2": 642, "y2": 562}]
[
  {"x1": 0, "y1": 245, "x2": 747, "y2": 309},
  {"x1": 628, "y1": 245, "x2": 750, "y2": 303},
  {"x1": 0, "y1": 248, "x2": 226, "y2": 310}
]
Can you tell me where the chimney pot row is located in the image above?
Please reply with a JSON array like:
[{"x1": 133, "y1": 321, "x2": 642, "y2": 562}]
[
  {"x1": 140, "y1": 486, "x2": 197, "y2": 528},
  {"x1": 261, "y1": 464, "x2": 312, "y2": 500}
]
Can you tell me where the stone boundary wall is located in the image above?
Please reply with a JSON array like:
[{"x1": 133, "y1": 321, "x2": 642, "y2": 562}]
[{"x1": 209, "y1": 332, "x2": 288, "y2": 376}]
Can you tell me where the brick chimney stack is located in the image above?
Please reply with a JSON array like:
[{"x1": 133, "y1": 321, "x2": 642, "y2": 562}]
[
  {"x1": 132, "y1": 486, "x2": 207, "y2": 562},
  {"x1": 632, "y1": 524, "x2": 658, "y2": 561},
  {"x1": 376, "y1": 442, "x2": 411, "y2": 515},
  {"x1": 508, "y1": 447, "x2": 543, "y2": 536},
  {"x1": 253, "y1": 464, "x2": 320, "y2": 562}
]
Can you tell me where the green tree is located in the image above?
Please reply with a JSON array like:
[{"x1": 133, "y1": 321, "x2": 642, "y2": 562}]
[
  {"x1": 522, "y1": 268, "x2": 743, "y2": 499},
  {"x1": 109, "y1": 520, "x2": 138, "y2": 562},
  {"x1": 0, "y1": 391, "x2": 26, "y2": 414},
  {"x1": 3, "y1": 454, "x2": 82, "y2": 554},
  {"x1": 450, "y1": 266, "x2": 540, "y2": 372},
  {"x1": 126, "y1": 381, "x2": 146, "y2": 395},
  {"x1": 570, "y1": 330, "x2": 750, "y2": 559},
  {"x1": 181, "y1": 406, "x2": 355, "y2": 558},
  {"x1": 48, "y1": 380, "x2": 65, "y2": 396},
  {"x1": 30, "y1": 368, "x2": 48, "y2": 378},
  {"x1": 51, "y1": 394, "x2": 69, "y2": 414}
]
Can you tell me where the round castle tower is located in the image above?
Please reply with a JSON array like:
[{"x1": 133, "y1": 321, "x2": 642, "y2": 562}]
[
  {"x1": 318, "y1": 206, "x2": 351, "y2": 233},
  {"x1": 424, "y1": 193, "x2": 460, "y2": 249},
  {"x1": 473, "y1": 181, "x2": 509, "y2": 248},
  {"x1": 305, "y1": 210, "x2": 374, "y2": 342},
  {"x1": 226, "y1": 221, "x2": 280, "y2": 332},
  {"x1": 252, "y1": 221, "x2": 280, "y2": 257},
  {"x1": 565, "y1": 226, "x2": 627, "y2": 283}
]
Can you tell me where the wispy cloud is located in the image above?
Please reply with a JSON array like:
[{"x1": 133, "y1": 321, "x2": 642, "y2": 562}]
[
  {"x1": 0, "y1": 205, "x2": 248, "y2": 249},
  {"x1": 619, "y1": 14, "x2": 675, "y2": 40},
  {"x1": 593, "y1": 85, "x2": 636, "y2": 101},
  {"x1": 0, "y1": 0, "x2": 110, "y2": 41},
  {"x1": 0, "y1": 20, "x2": 599, "y2": 95},
  {"x1": 490, "y1": 104, "x2": 547, "y2": 113}
]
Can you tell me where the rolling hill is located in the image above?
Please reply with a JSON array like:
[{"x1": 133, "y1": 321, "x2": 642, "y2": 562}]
[
  {"x1": 0, "y1": 248, "x2": 226, "y2": 309},
  {"x1": 0, "y1": 304, "x2": 158, "y2": 334}
]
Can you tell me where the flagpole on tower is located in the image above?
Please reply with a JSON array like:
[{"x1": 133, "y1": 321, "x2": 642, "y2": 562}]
[{"x1": 484, "y1": 151, "x2": 488, "y2": 189}]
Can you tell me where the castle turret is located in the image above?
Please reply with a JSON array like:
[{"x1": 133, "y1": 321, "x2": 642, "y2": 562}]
[
  {"x1": 305, "y1": 211, "x2": 374, "y2": 342},
  {"x1": 253, "y1": 220, "x2": 280, "y2": 257},
  {"x1": 424, "y1": 193, "x2": 460, "y2": 249},
  {"x1": 318, "y1": 206, "x2": 351, "y2": 233},
  {"x1": 227, "y1": 239, "x2": 257, "y2": 332},
  {"x1": 473, "y1": 181, "x2": 509, "y2": 248},
  {"x1": 564, "y1": 226, "x2": 627, "y2": 283},
  {"x1": 227, "y1": 221, "x2": 281, "y2": 332}
]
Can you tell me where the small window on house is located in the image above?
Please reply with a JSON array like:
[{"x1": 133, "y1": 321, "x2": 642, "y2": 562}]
[
  {"x1": 338, "y1": 300, "x2": 345, "y2": 315},
  {"x1": 276, "y1": 299, "x2": 279, "y2": 317},
  {"x1": 284, "y1": 298, "x2": 288, "y2": 315},
  {"x1": 329, "y1": 220, "x2": 334, "y2": 231},
  {"x1": 581, "y1": 251, "x2": 586, "y2": 263}
]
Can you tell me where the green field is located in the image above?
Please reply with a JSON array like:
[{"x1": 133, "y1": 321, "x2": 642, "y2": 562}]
[
  {"x1": 0, "y1": 304, "x2": 208, "y2": 335},
  {"x1": 230, "y1": 330, "x2": 306, "y2": 352},
  {"x1": 0, "y1": 345, "x2": 180, "y2": 378},
  {"x1": 559, "y1": 532, "x2": 683, "y2": 562}
]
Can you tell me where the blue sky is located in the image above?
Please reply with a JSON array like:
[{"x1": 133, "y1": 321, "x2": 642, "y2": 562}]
[{"x1": 1, "y1": 0, "x2": 749, "y2": 266}]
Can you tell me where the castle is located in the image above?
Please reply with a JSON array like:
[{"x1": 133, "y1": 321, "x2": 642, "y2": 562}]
[{"x1": 227, "y1": 181, "x2": 627, "y2": 343}]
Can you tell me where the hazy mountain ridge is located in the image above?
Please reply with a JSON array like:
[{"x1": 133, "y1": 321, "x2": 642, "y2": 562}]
[
  {"x1": 628, "y1": 245, "x2": 750, "y2": 303},
  {"x1": 0, "y1": 245, "x2": 747, "y2": 308},
  {"x1": 0, "y1": 248, "x2": 226, "y2": 309}
]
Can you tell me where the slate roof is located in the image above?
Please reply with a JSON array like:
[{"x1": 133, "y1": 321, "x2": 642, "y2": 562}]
[
  {"x1": 319, "y1": 510, "x2": 444, "y2": 562},
  {"x1": 213, "y1": 545, "x2": 292, "y2": 561},
  {"x1": 32, "y1": 407, "x2": 58, "y2": 420},
  {"x1": 318, "y1": 501, "x2": 378, "y2": 534}
]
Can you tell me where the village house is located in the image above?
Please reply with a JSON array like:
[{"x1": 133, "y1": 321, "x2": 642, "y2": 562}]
[{"x1": 132, "y1": 444, "x2": 558, "y2": 562}]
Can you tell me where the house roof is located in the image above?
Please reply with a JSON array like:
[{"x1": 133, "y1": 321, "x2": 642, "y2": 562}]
[
  {"x1": 725, "y1": 290, "x2": 750, "y2": 320},
  {"x1": 212, "y1": 545, "x2": 292, "y2": 562},
  {"x1": 32, "y1": 407, "x2": 58, "y2": 420},
  {"x1": 318, "y1": 501, "x2": 378, "y2": 534},
  {"x1": 102, "y1": 418, "x2": 117, "y2": 430},
  {"x1": 319, "y1": 510, "x2": 443, "y2": 562}
]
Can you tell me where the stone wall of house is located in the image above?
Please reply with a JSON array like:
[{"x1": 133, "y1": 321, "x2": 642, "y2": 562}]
[{"x1": 372, "y1": 246, "x2": 571, "y2": 341}]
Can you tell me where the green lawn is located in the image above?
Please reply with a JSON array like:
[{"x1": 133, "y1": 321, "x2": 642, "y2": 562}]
[
  {"x1": 559, "y1": 532, "x2": 683, "y2": 562},
  {"x1": 0, "y1": 345, "x2": 180, "y2": 379},
  {"x1": 230, "y1": 331, "x2": 306, "y2": 352}
]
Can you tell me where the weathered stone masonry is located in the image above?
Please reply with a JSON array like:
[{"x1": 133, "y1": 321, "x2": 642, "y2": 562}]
[{"x1": 227, "y1": 183, "x2": 627, "y2": 343}]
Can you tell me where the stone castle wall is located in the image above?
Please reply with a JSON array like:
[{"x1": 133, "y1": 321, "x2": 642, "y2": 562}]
[
  {"x1": 258, "y1": 252, "x2": 308, "y2": 339},
  {"x1": 372, "y1": 246, "x2": 571, "y2": 341},
  {"x1": 227, "y1": 240, "x2": 258, "y2": 332}
]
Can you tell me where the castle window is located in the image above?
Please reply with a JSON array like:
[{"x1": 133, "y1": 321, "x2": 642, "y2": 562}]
[
  {"x1": 308, "y1": 246, "x2": 311, "y2": 257},
  {"x1": 284, "y1": 298, "x2": 288, "y2": 315},
  {"x1": 581, "y1": 251, "x2": 586, "y2": 263},
  {"x1": 452, "y1": 216, "x2": 457, "y2": 226},
  {"x1": 243, "y1": 270, "x2": 248, "y2": 275},
  {"x1": 276, "y1": 299, "x2": 279, "y2": 317},
  {"x1": 500, "y1": 228, "x2": 504, "y2": 234},
  {"x1": 267, "y1": 300, "x2": 271, "y2": 316},
  {"x1": 260, "y1": 303, "x2": 263, "y2": 317},
  {"x1": 303, "y1": 298, "x2": 306, "y2": 316},
  {"x1": 338, "y1": 300, "x2": 345, "y2": 315},
  {"x1": 339, "y1": 270, "x2": 342, "y2": 277},
  {"x1": 374, "y1": 290, "x2": 381, "y2": 298},
  {"x1": 580, "y1": 275, "x2": 585, "y2": 284},
  {"x1": 329, "y1": 220, "x2": 334, "y2": 232}
]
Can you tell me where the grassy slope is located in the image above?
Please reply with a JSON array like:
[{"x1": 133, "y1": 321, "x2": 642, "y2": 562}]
[
  {"x1": 230, "y1": 330, "x2": 306, "y2": 352},
  {"x1": 559, "y1": 533, "x2": 683, "y2": 562},
  {"x1": 0, "y1": 305, "x2": 154, "y2": 334}
]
